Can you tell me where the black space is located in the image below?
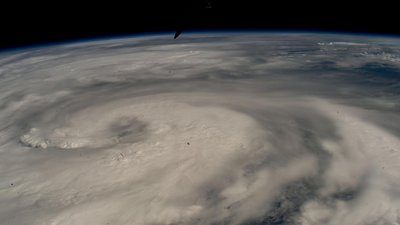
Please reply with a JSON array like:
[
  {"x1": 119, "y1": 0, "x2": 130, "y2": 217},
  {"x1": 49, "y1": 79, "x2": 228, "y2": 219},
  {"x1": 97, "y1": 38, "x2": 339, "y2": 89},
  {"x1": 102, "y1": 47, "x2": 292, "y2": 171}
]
[{"x1": 1, "y1": 1, "x2": 399, "y2": 50}]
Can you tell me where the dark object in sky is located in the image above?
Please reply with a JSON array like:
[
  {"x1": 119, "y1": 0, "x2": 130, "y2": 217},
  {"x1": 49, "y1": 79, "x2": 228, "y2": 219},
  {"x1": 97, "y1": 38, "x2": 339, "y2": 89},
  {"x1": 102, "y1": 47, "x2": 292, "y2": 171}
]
[
  {"x1": 174, "y1": 0, "x2": 212, "y2": 39},
  {"x1": 174, "y1": 30, "x2": 183, "y2": 39}
]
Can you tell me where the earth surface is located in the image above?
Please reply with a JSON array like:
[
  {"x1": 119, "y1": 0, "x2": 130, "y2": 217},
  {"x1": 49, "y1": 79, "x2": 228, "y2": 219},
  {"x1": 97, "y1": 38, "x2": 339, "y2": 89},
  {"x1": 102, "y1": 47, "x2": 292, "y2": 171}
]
[{"x1": 0, "y1": 32, "x2": 400, "y2": 225}]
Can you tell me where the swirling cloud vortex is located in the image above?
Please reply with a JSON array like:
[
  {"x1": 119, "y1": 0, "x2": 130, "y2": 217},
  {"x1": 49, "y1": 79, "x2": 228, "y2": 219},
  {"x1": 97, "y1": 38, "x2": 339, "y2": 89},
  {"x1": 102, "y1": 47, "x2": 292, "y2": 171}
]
[{"x1": 0, "y1": 34, "x2": 400, "y2": 225}]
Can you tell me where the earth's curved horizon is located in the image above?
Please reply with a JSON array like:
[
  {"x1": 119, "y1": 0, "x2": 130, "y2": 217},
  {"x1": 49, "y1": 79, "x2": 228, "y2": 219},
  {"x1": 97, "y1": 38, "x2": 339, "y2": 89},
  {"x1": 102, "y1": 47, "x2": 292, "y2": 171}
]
[{"x1": 0, "y1": 32, "x2": 400, "y2": 225}]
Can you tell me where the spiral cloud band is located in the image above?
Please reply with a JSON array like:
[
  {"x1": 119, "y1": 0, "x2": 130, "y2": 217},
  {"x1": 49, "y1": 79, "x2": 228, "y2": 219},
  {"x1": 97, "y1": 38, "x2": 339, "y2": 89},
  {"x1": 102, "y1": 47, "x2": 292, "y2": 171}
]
[{"x1": 0, "y1": 33, "x2": 400, "y2": 224}]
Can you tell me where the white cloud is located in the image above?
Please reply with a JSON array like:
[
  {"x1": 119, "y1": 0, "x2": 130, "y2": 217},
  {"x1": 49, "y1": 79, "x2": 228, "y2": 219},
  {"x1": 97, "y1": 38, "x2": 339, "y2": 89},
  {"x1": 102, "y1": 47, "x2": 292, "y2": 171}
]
[{"x1": 1, "y1": 34, "x2": 400, "y2": 225}]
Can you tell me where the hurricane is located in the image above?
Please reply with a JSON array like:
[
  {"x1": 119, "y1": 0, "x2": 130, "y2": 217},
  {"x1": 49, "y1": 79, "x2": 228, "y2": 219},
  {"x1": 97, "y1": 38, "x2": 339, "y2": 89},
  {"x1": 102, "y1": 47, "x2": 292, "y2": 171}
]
[{"x1": 0, "y1": 33, "x2": 400, "y2": 225}]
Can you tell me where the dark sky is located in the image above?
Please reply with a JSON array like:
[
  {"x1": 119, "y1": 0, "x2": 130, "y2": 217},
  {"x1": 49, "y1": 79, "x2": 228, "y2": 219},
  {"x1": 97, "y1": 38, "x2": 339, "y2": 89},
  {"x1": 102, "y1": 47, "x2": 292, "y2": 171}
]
[{"x1": 1, "y1": 1, "x2": 399, "y2": 50}]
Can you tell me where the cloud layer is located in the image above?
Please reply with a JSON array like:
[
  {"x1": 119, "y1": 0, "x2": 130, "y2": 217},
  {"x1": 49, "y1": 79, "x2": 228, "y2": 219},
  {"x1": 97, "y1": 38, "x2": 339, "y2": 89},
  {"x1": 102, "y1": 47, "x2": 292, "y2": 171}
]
[{"x1": 0, "y1": 33, "x2": 400, "y2": 225}]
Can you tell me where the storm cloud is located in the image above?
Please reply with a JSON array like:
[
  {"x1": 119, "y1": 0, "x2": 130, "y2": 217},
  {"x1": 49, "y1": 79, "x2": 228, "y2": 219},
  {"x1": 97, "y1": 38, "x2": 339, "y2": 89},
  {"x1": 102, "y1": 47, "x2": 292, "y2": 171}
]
[{"x1": 0, "y1": 33, "x2": 400, "y2": 225}]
